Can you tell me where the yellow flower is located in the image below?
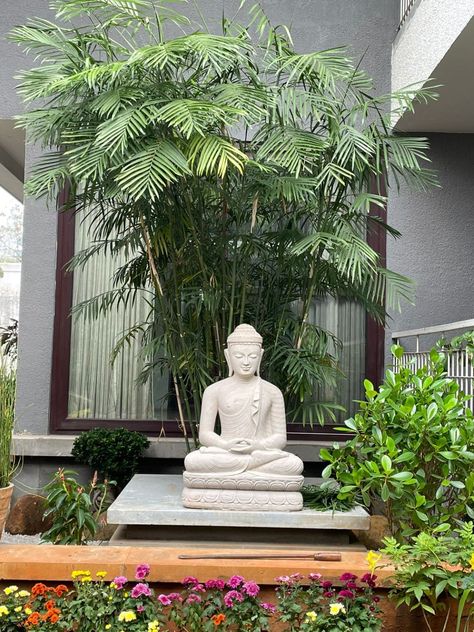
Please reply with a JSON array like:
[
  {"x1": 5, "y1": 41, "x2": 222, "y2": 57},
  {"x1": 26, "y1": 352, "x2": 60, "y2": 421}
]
[
  {"x1": 105, "y1": 625, "x2": 112, "y2": 630},
  {"x1": 0, "y1": 605, "x2": 9, "y2": 616},
  {"x1": 329, "y1": 603, "x2": 346, "y2": 616},
  {"x1": 305, "y1": 611, "x2": 318, "y2": 621},
  {"x1": 72, "y1": 570, "x2": 91, "y2": 578},
  {"x1": 366, "y1": 550, "x2": 382, "y2": 575},
  {"x1": 148, "y1": 621, "x2": 160, "y2": 632},
  {"x1": 15, "y1": 606, "x2": 22, "y2": 613},
  {"x1": 4, "y1": 585, "x2": 18, "y2": 595},
  {"x1": 18, "y1": 590, "x2": 30, "y2": 598},
  {"x1": 124, "y1": 592, "x2": 129, "y2": 598},
  {"x1": 118, "y1": 610, "x2": 137, "y2": 623},
  {"x1": 96, "y1": 571, "x2": 107, "y2": 578},
  {"x1": 469, "y1": 552, "x2": 474, "y2": 571},
  {"x1": 81, "y1": 576, "x2": 92, "y2": 583},
  {"x1": 110, "y1": 582, "x2": 117, "y2": 589},
  {"x1": 24, "y1": 607, "x2": 32, "y2": 615}
]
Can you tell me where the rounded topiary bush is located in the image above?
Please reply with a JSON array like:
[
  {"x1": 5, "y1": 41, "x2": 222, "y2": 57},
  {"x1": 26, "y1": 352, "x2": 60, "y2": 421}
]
[{"x1": 72, "y1": 427, "x2": 150, "y2": 490}]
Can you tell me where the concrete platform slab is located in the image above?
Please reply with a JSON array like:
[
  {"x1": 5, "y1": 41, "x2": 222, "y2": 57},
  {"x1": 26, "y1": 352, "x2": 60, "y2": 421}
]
[{"x1": 107, "y1": 475, "x2": 370, "y2": 531}]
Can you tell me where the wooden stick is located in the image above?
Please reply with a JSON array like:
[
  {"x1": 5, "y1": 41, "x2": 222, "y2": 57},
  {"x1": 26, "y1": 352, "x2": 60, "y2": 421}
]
[{"x1": 178, "y1": 552, "x2": 342, "y2": 561}]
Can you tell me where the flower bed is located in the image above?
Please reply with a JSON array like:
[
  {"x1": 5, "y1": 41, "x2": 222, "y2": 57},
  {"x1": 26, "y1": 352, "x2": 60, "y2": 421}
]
[{"x1": 0, "y1": 564, "x2": 382, "y2": 631}]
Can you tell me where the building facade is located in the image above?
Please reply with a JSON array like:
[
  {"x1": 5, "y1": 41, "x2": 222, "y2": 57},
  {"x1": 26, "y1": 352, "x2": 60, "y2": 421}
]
[{"x1": 0, "y1": 0, "x2": 472, "y2": 492}]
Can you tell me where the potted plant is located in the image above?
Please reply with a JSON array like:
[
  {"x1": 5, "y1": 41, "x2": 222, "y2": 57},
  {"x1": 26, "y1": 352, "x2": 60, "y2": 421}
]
[{"x1": 0, "y1": 354, "x2": 17, "y2": 538}]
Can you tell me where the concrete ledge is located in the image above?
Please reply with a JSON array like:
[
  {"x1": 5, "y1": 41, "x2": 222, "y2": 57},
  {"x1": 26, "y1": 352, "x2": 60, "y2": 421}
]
[
  {"x1": 0, "y1": 543, "x2": 391, "y2": 584},
  {"x1": 12, "y1": 434, "x2": 338, "y2": 461}
]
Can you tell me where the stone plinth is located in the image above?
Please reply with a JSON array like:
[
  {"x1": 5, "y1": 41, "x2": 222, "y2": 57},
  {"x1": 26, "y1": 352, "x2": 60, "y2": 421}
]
[{"x1": 107, "y1": 475, "x2": 369, "y2": 548}]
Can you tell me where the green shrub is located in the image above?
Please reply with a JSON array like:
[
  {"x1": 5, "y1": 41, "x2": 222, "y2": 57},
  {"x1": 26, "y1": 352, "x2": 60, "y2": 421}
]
[
  {"x1": 381, "y1": 523, "x2": 474, "y2": 631},
  {"x1": 71, "y1": 427, "x2": 149, "y2": 490},
  {"x1": 322, "y1": 345, "x2": 474, "y2": 539}
]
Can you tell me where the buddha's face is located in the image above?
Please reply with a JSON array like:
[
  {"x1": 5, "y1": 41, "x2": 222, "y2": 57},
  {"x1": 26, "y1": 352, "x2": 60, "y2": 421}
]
[{"x1": 225, "y1": 343, "x2": 263, "y2": 378}]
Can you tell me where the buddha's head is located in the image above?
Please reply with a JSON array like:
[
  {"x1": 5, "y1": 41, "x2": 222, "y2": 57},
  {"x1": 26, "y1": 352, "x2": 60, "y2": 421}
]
[{"x1": 224, "y1": 324, "x2": 264, "y2": 378}]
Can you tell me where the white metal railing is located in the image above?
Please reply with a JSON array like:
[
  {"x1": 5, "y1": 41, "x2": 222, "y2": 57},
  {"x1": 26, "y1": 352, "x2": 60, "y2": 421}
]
[
  {"x1": 398, "y1": 0, "x2": 417, "y2": 30},
  {"x1": 392, "y1": 319, "x2": 474, "y2": 412}
]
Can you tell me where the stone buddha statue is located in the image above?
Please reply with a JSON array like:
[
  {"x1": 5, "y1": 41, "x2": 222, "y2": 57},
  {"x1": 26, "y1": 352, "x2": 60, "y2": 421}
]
[{"x1": 182, "y1": 324, "x2": 304, "y2": 511}]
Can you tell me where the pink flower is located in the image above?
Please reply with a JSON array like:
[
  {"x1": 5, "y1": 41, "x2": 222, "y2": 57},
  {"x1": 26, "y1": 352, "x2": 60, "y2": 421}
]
[
  {"x1": 373, "y1": 596, "x2": 380, "y2": 603},
  {"x1": 361, "y1": 573, "x2": 377, "y2": 584},
  {"x1": 340, "y1": 573, "x2": 357, "y2": 582},
  {"x1": 275, "y1": 575, "x2": 291, "y2": 583},
  {"x1": 186, "y1": 594, "x2": 202, "y2": 604},
  {"x1": 112, "y1": 576, "x2": 128, "y2": 589},
  {"x1": 192, "y1": 583, "x2": 206, "y2": 592},
  {"x1": 182, "y1": 576, "x2": 199, "y2": 586},
  {"x1": 167, "y1": 592, "x2": 183, "y2": 602},
  {"x1": 322, "y1": 581, "x2": 333, "y2": 589},
  {"x1": 226, "y1": 575, "x2": 244, "y2": 589},
  {"x1": 135, "y1": 564, "x2": 150, "y2": 580},
  {"x1": 131, "y1": 583, "x2": 152, "y2": 599},
  {"x1": 205, "y1": 579, "x2": 226, "y2": 590},
  {"x1": 158, "y1": 594, "x2": 172, "y2": 606},
  {"x1": 137, "y1": 605, "x2": 145, "y2": 613},
  {"x1": 261, "y1": 602, "x2": 276, "y2": 613},
  {"x1": 323, "y1": 591, "x2": 335, "y2": 598},
  {"x1": 338, "y1": 589, "x2": 355, "y2": 599},
  {"x1": 242, "y1": 581, "x2": 260, "y2": 597},
  {"x1": 308, "y1": 573, "x2": 322, "y2": 582},
  {"x1": 290, "y1": 573, "x2": 303, "y2": 581},
  {"x1": 346, "y1": 581, "x2": 357, "y2": 589},
  {"x1": 224, "y1": 590, "x2": 244, "y2": 607}
]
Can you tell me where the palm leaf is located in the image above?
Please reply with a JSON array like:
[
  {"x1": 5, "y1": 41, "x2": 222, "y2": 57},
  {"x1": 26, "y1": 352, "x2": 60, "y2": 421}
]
[{"x1": 115, "y1": 139, "x2": 191, "y2": 199}]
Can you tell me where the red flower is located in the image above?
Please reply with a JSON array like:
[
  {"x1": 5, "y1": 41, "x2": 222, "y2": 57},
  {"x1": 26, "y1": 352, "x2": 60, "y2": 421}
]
[
  {"x1": 55, "y1": 585, "x2": 68, "y2": 597},
  {"x1": 31, "y1": 583, "x2": 47, "y2": 597},
  {"x1": 340, "y1": 573, "x2": 357, "y2": 582},
  {"x1": 26, "y1": 611, "x2": 41, "y2": 626}
]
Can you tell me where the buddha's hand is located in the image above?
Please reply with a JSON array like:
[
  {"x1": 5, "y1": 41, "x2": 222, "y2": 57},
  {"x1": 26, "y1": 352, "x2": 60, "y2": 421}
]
[{"x1": 226, "y1": 439, "x2": 254, "y2": 454}]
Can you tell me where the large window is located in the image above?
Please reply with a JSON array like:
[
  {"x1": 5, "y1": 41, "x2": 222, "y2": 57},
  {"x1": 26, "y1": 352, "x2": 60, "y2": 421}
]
[{"x1": 50, "y1": 207, "x2": 384, "y2": 439}]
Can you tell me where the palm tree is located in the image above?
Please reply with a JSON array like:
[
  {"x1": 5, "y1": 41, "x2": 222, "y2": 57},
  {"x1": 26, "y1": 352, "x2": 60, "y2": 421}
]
[{"x1": 11, "y1": 0, "x2": 437, "y2": 447}]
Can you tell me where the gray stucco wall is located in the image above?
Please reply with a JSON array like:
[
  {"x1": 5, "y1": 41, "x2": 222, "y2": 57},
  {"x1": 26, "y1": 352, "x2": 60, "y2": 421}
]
[
  {"x1": 386, "y1": 132, "x2": 474, "y2": 345},
  {"x1": 2, "y1": 0, "x2": 398, "y2": 440}
]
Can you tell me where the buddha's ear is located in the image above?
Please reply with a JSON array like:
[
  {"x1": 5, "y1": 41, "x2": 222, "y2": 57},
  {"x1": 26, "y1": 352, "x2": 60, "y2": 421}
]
[
  {"x1": 224, "y1": 348, "x2": 233, "y2": 377},
  {"x1": 257, "y1": 348, "x2": 264, "y2": 376}
]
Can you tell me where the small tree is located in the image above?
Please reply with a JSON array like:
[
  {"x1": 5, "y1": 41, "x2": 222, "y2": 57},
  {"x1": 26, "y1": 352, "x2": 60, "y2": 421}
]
[{"x1": 11, "y1": 0, "x2": 436, "y2": 445}]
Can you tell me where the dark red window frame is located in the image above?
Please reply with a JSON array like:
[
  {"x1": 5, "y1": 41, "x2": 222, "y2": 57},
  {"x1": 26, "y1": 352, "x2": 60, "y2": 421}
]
[{"x1": 50, "y1": 189, "x2": 386, "y2": 440}]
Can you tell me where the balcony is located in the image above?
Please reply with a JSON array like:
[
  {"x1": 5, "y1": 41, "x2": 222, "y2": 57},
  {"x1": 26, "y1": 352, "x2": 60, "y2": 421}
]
[
  {"x1": 392, "y1": 319, "x2": 474, "y2": 413},
  {"x1": 392, "y1": 0, "x2": 474, "y2": 132}
]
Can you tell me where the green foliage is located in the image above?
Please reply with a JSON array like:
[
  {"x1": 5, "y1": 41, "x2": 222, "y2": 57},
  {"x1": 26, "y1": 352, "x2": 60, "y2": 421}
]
[
  {"x1": 0, "y1": 319, "x2": 18, "y2": 360},
  {"x1": 11, "y1": 0, "x2": 437, "y2": 440},
  {"x1": 437, "y1": 330, "x2": 474, "y2": 359},
  {"x1": 301, "y1": 481, "x2": 356, "y2": 512},
  {"x1": 322, "y1": 345, "x2": 474, "y2": 539},
  {"x1": 381, "y1": 523, "x2": 474, "y2": 632},
  {"x1": 0, "y1": 358, "x2": 16, "y2": 488},
  {"x1": 71, "y1": 427, "x2": 149, "y2": 490},
  {"x1": 41, "y1": 468, "x2": 113, "y2": 545}
]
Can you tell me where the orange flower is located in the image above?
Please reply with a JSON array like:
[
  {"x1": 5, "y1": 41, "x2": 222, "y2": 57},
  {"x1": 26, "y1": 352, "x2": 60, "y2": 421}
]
[
  {"x1": 55, "y1": 585, "x2": 68, "y2": 597},
  {"x1": 45, "y1": 600, "x2": 56, "y2": 611},
  {"x1": 49, "y1": 613, "x2": 59, "y2": 624},
  {"x1": 31, "y1": 583, "x2": 47, "y2": 597},
  {"x1": 212, "y1": 613, "x2": 226, "y2": 626},
  {"x1": 26, "y1": 611, "x2": 41, "y2": 625}
]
